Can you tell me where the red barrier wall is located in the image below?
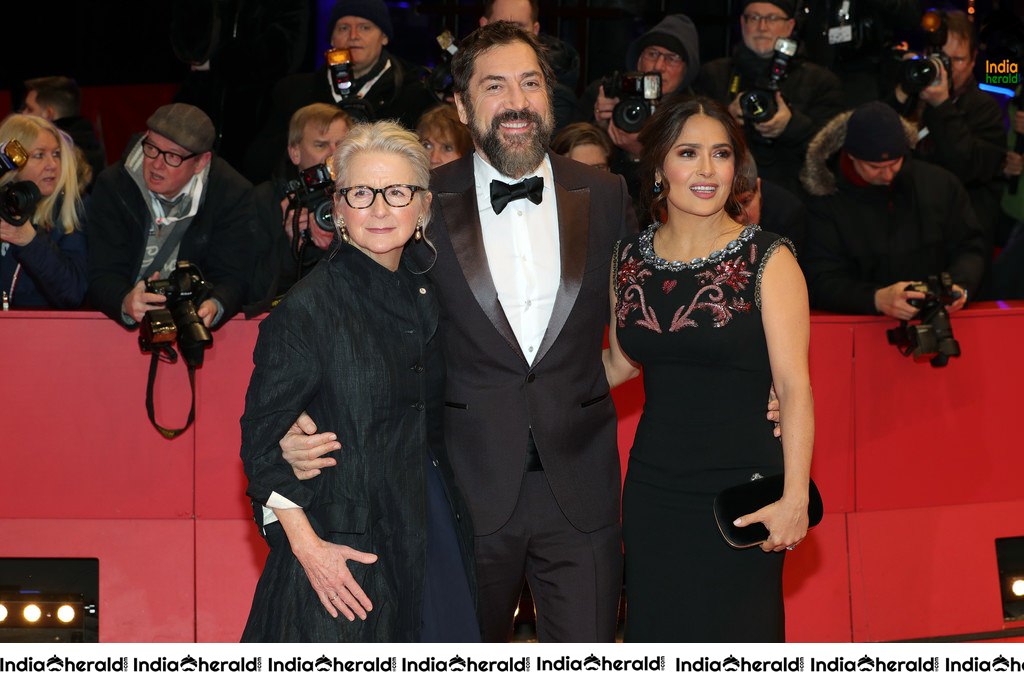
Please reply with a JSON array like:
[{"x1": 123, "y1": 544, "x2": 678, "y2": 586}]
[{"x1": 2, "y1": 305, "x2": 1023, "y2": 642}]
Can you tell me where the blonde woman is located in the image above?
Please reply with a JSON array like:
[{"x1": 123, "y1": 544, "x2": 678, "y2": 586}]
[{"x1": 0, "y1": 114, "x2": 86, "y2": 308}]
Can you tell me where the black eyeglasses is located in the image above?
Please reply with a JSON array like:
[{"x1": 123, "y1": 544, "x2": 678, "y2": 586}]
[
  {"x1": 141, "y1": 137, "x2": 199, "y2": 168},
  {"x1": 336, "y1": 184, "x2": 425, "y2": 209}
]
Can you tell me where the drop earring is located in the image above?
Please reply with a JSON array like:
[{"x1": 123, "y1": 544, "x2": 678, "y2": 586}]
[
  {"x1": 414, "y1": 216, "x2": 423, "y2": 242},
  {"x1": 653, "y1": 179, "x2": 663, "y2": 194},
  {"x1": 336, "y1": 218, "x2": 349, "y2": 243}
]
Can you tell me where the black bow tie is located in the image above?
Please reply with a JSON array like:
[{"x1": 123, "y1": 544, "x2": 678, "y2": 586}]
[{"x1": 489, "y1": 176, "x2": 544, "y2": 215}]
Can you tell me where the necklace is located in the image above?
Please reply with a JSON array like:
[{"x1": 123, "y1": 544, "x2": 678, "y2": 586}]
[{"x1": 639, "y1": 223, "x2": 758, "y2": 272}]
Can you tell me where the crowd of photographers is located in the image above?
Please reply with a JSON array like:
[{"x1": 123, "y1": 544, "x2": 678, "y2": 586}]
[{"x1": 1, "y1": 0, "x2": 1022, "y2": 368}]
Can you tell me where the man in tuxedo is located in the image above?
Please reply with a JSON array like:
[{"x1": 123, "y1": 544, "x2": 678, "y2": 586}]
[{"x1": 284, "y1": 21, "x2": 636, "y2": 642}]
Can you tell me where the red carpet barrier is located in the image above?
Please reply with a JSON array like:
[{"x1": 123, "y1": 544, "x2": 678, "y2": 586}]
[{"x1": 1, "y1": 304, "x2": 1022, "y2": 642}]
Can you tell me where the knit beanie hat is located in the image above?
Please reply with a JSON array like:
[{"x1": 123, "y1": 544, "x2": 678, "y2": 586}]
[
  {"x1": 739, "y1": 0, "x2": 797, "y2": 18},
  {"x1": 328, "y1": 0, "x2": 394, "y2": 42},
  {"x1": 844, "y1": 101, "x2": 909, "y2": 162}
]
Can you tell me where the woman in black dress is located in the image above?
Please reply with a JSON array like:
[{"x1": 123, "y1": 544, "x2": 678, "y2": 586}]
[
  {"x1": 603, "y1": 96, "x2": 814, "y2": 642},
  {"x1": 240, "y1": 121, "x2": 479, "y2": 642}
]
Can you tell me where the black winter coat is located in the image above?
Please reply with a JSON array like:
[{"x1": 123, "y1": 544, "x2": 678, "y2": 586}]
[{"x1": 240, "y1": 244, "x2": 475, "y2": 642}]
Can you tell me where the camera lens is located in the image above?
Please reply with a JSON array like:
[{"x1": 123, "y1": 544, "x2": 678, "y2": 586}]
[
  {"x1": 900, "y1": 57, "x2": 939, "y2": 94},
  {"x1": 313, "y1": 198, "x2": 335, "y2": 232},
  {"x1": 739, "y1": 90, "x2": 776, "y2": 123},
  {"x1": 612, "y1": 99, "x2": 650, "y2": 134}
]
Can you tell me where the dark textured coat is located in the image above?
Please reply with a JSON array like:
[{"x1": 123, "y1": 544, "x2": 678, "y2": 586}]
[
  {"x1": 240, "y1": 244, "x2": 475, "y2": 642},
  {"x1": 86, "y1": 155, "x2": 257, "y2": 325},
  {"x1": 0, "y1": 200, "x2": 86, "y2": 309},
  {"x1": 425, "y1": 153, "x2": 636, "y2": 536},
  {"x1": 799, "y1": 111, "x2": 988, "y2": 314}
]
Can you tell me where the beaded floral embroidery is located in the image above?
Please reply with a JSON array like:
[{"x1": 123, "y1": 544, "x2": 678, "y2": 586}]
[{"x1": 615, "y1": 226, "x2": 761, "y2": 333}]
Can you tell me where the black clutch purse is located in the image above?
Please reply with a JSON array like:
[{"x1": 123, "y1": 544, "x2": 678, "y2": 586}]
[{"x1": 713, "y1": 474, "x2": 824, "y2": 548}]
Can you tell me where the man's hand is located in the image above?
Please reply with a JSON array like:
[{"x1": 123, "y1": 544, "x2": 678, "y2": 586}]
[
  {"x1": 282, "y1": 410, "x2": 340, "y2": 480},
  {"x1": 919, "y1": 59, "x2": 951, "y2": 107},
  {"x1": 282, "y1": 199, "x2": 334, "y2": 251},
  {"x1": 1005, "y1": 151, "x2": 1023, "y2": 177},
  {"x1": 197, "y1": 299, "x2": 218, "y2": 328},
  {"x1": 753, "y1": 92, "x2": 792, "y2": 139},
  {"x1": 728, "y1": 93, "x2": 745, "y2": 125},
  {"x1": 874, "y1": 281, "x2": 927, "y2": 320},
  {"x1": 0, "y1": 219, "x2": 36, "y2": 247},
  {"x1": 947, "y1": 284, "x2": 968, "y2": 314},
  {"x1": 593, "y1": 85, "x2": 618, "y2": 127},
  {"x1": 607, "y1": 120, "x2": 644, "y2": 158},
  {"x1": 122, "y1": 272, "x2": 167, "y2": 324}
]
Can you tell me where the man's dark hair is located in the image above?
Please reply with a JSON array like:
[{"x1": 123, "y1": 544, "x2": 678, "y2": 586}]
[
  {"x1": 24, "y1": 76, "x2": 81, "y2": 119},
  {"x1": 943, "y1": 10, "x2": 977, "y2": 54},
  {"x1": 483, "y1": 0, "x2": 540, "y2": 23},
  {"x1": 451, "y1": 21, "x2": 555, "y2": 97}
]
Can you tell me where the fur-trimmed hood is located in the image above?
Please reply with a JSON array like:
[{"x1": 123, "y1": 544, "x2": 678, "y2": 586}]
[{"x1": 799, "y1": 111, "x2": 918, "y2": 197}]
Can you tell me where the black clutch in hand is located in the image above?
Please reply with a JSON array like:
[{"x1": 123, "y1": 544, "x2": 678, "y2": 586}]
[{"x1": 713, "y1": 474, "x2": 824, "y2": 548}]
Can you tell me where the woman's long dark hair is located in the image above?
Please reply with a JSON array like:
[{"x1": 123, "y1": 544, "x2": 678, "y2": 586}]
[{"x1": 636, "y1": 95, "x2": 754, "y2": 225}]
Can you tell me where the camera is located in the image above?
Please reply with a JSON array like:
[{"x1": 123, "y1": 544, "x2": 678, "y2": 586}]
[
  {"x1": 325, "y1": 48, "x2": 374, "y2": 122},
  {"x1": 600, "y1": 71, "x2": 662, "y2": 133},
  {"x1": 895, "y1": 9, "x2": 952, "y2": 96},
  {"x1": 739, "y1": 37, "x2": 798, "y2": 124},
  {"x1": 285, "y1": 163, "x2": 336, "y2": 233},
  {"x1": 139, "y1": 260, "x2": 214, "y2": 367},
  {"x1": 427, "y1": 30, "x2": 458, "y2": 102},
  {"x1": 886, "y1": 273, "x2": 962, "y2": 368}
]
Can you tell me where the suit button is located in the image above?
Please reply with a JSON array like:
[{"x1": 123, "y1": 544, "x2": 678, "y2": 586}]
[
  {"x1": 411, "y1": 363, "x2": 424, "y2": 373},
  {"x1": 526, "y1": 373, "x2": 536, "y2": 383},
  {"x1": 413, "y1": 401, "x2": 424, "y2": 411}
]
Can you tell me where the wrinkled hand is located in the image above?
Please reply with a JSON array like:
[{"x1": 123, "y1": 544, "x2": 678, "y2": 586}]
[
  {"x1": 122, "y1": 272, "x2": 167, "y2": 323},
  {"x1": 607, "y1": 120, "x2": 643, "y2": 157},
  {"x1": 733, "y1": 496, "x2": 808, "y2": 553},
  {"x1": 753, "y1": 92, "x2": 792, "y2": 139},
  {"x1": 1005, "y1": 151, "x2": 1023, "y2": 177},
  {"x1": 919, "y1": 59, "x2": 951, "y2": 107},
  {"x1": 282, "y1": 411, "x2": 340, "y2": 480},
  {"x1": 294, "y1": 538, "x2": 377, "y2": 619},
  {"x1": 593, "y1": 85, "x2": 618, "y2": 126},
  {"x1": 0, "y1": 218, "x2": 36, "y2": 247},
  {"x1": 767, "y1": 384, "x2": 781, "y2": 438},
  {"x1": 874, "y1": 281, "x2": 927, "y2": 320}
]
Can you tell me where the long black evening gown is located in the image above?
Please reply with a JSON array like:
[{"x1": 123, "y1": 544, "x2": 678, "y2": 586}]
[{"x1": 613, "y1": 225, "x2": 794, "y2": 643}]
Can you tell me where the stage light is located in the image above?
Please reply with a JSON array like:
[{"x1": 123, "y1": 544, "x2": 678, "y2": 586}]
[
  {"x1": 23, "y1": 604, "x2": 41, "y2": 623},
  {"x1": 0, "y1": 604, "x2": 7, "y2": 622},
  {"x1": 1013, "y1": 579, "x2": 1024, "y2": 598},
  {"x1": 56, "y1": 605, "x2": 75, "y2": 623}
]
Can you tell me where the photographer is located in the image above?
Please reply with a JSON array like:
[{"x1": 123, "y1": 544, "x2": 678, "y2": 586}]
[
  {"x1": 0, "y1": 115, "x2": 87, "y2": 309},
  {"x1": 87, "y1": 104, "x2": 256, "y2": 328},
  {"x1": 245, "y1": 0, "x2": 434, "y2": 183},
  {"x1": 800, "y1": 102, "x2": 986, "y2": 319},
  {"x1": 889, "y1": 10, "x2": 1007, "y2": 244},
  {"x1": 695, "y1": 1, "x2": 844, "y2": 196},
  {"x1": 249, "y1": 104, "x2": 351, "y2": 307}
]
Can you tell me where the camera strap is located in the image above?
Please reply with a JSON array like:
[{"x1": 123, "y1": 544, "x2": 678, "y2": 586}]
[{"x1": 145, "y1": 344, "x2": 198, "y2": 439}]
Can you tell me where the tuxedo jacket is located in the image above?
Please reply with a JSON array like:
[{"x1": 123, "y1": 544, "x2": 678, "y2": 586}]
[{"x1": 424, "y1": 153, "x2": 637, "y2": 535}]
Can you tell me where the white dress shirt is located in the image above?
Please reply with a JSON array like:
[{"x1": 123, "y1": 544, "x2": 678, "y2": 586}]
[{"x1": 473, "y1": 153, "x2": 560, "y2": 366}]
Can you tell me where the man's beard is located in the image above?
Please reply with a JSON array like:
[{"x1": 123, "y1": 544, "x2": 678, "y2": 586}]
[{"x1": 467, "y1": 104, "x2": 553, "y2": 179}]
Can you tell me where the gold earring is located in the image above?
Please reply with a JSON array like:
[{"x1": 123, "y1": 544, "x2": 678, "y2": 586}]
[
  {"x1": 414, "y1": 216, "x2": 423, "y2": 242},
  {"x1": 336, "y1": 218, "x2": 349, "y2": 243}
]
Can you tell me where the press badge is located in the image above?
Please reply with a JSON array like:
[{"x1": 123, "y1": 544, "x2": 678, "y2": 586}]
[{"x1": 828, "y1": 25, "x2": 853, "y2": 44}]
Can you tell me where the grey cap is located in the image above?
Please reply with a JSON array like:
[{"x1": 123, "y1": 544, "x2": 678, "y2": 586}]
[{"x1": 146, "y1": 103, "x2": 215, "y2": 154}]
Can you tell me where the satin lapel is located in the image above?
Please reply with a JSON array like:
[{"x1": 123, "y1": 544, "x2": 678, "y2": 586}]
[
  {"x1": 439, "y1": 188, "x2": 526, "y2": 363},
  {"x1": 532, "y1": 172, "x2": 589, "y2": 367}
]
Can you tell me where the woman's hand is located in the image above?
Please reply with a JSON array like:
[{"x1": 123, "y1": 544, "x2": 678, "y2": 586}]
[
  {"x1": 734, "y1": 496, "x2": 809, "y2": 553},
  {"x1": 293, "y1": 536, "x2": 378, "y2": 620},
  {"x1": 0, "y1": 218, "x2": 37, "y2": 247}
]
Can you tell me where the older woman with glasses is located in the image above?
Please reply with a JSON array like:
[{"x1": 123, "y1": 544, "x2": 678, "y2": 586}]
[
  {"x1": 0, "y1": 114, "x2": 87, "y2": 308},
  {"x1": 239, "y1": 120, "x2": 479, "y2": 643}
]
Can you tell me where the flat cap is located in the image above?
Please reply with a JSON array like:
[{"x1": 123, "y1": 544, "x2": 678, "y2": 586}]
[{"x1": 146, "y1": 103, "x2": 215, "y2": 155}]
